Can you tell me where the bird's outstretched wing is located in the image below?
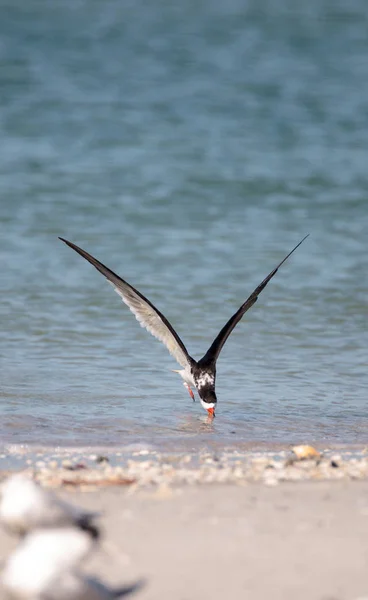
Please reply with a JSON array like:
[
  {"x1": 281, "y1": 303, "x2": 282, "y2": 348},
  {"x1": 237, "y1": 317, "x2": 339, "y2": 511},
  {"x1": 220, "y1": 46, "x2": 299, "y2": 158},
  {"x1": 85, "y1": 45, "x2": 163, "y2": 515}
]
[
  {"x1": 200, "y1": 235, "x2": 309, "y2": 365},
  {"x1": 59, "y1": 238, "x2": 192, "y2": 370}
]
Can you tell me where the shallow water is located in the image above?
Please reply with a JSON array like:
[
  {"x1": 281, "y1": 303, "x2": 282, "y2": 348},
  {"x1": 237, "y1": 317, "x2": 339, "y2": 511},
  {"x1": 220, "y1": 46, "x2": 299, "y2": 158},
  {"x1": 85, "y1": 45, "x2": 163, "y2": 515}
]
[{"x1": 1, "y1": 0, "x2": 367, "y2": 449}]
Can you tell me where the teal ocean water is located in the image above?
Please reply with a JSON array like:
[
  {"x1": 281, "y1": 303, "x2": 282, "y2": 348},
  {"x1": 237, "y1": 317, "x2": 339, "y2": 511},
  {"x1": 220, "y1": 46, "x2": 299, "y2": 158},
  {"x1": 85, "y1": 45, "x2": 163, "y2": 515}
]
[{"x1": 1, "y1": 0, "x2": 367, "y2": 449}]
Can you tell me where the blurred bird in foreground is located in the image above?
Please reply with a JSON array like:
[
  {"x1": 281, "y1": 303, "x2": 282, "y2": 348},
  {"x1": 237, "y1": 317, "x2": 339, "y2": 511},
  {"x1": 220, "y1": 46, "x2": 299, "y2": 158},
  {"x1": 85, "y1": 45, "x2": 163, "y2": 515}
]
[
  {"x1": 0, "y1": 474, "x2": 99, "y2": 538},
  {"x1": 0, "y1": 483, "x2": 145, "y2": 600}
]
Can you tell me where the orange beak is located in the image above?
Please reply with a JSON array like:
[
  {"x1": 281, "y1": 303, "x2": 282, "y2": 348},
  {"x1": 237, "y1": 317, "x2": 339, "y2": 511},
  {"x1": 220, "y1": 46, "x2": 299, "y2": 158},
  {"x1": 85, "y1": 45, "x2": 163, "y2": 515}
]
[{"x1": 207, "y1": 407, "x2": 215, "y2": 418}]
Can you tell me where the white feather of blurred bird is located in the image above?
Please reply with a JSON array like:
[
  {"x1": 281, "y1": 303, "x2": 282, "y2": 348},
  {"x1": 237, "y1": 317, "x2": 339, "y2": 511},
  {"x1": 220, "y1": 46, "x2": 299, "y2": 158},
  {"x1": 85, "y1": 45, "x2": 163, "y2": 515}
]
[{"x1": 1, "y1": 527, "x2": 93, "y2": 599}]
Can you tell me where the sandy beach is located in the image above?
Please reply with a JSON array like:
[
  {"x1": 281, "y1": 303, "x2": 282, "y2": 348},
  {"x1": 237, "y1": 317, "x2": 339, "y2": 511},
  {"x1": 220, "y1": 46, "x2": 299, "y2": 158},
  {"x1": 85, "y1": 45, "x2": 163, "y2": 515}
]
[{"x1": 1, "y1": 447, "x2": 368, "y2": 600}]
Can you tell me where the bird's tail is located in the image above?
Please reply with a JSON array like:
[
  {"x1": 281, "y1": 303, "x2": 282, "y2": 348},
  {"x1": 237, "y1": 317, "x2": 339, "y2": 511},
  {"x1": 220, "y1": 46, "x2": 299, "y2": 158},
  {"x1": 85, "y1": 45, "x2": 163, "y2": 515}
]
[{"x1": 113, "y1": 579, "x2": 146, "y2": 597}]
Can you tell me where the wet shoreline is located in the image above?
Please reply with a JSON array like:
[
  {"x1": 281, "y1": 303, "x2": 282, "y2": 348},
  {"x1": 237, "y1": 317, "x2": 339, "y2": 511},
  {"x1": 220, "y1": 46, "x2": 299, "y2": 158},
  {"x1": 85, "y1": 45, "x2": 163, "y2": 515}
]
[{"x1": 1, "y1": 443, "x2": 368, "y2": 487}]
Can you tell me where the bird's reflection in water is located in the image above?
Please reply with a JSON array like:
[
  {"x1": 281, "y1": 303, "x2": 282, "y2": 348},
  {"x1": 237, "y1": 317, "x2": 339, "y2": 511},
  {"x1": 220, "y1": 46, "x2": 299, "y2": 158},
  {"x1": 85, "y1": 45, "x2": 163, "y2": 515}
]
[{"x1": 174, "y1": 413, "x2": 216, "y2": 434}]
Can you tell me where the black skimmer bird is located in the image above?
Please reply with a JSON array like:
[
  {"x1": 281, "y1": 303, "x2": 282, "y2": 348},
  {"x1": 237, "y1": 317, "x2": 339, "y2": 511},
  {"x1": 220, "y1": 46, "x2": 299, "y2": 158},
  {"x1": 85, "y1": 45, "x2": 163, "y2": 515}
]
[{"x1": 59, "y1": 235, "x2": 308, "y2": 418}]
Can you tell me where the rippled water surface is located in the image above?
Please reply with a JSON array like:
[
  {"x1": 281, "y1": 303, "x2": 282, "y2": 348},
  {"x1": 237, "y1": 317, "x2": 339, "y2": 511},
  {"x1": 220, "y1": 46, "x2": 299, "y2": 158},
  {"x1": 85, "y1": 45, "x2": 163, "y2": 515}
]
[{"x1": 1, "y1": 0, "x2": 367, "y2": 449}]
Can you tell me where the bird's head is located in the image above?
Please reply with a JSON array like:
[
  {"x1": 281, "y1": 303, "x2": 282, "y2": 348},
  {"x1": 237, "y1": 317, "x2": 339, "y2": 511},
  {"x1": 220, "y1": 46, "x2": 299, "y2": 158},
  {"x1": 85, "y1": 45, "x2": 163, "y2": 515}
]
[{"x1": 199, "y1": 389, "x2": 217, "y2": 418}]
